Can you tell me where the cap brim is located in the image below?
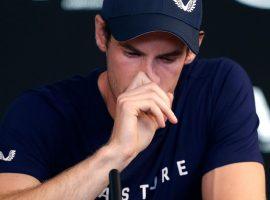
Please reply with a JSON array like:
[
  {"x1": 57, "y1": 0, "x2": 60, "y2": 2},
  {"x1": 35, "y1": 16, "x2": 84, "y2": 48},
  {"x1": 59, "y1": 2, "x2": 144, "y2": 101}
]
[{"x1": 107, "y1": 13, "x2": 200, "y2": 54}]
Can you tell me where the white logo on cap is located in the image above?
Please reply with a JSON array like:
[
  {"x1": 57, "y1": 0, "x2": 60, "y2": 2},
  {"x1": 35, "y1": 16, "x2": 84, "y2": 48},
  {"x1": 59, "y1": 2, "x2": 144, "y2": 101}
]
[
  {"x1": 173, "y1": 0, "x2": 197, "y2": 12},
  {"x1": 0, "y1": 150, "x2": 16, "y2": 162}
]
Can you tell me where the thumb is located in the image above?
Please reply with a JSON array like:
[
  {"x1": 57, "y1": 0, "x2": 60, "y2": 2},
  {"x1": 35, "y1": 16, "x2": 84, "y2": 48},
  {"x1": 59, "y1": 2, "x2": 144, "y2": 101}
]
[{"x1": 126, "y1": 71, "x2": 152, "y2": 91}]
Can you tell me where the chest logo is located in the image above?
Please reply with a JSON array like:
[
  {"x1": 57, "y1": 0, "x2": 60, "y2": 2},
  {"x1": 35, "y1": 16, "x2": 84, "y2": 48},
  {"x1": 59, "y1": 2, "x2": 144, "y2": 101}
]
[
  {"x1": 0, "y1": 150, "x2": 16, "y2": 162},
  {"x1": 173, "y1": 0, "x2": 197, "y2": 12}
]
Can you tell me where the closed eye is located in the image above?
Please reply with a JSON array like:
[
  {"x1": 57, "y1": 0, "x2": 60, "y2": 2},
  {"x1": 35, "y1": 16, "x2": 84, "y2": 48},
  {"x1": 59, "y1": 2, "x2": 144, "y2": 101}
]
[
  {"x1": 124, "y1": 51, "x2": 141, "y2": 57},
  {"x1": 159, "y1": 57, "x2": 176, "y2": 63}
]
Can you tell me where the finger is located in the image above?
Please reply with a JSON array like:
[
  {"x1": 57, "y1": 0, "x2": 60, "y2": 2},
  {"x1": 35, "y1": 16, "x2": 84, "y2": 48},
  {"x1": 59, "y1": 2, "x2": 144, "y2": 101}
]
[
  {"x1": 134, "y1": 99, "x2": 166, "y2": 128},
  {"x1": 126, "y1": 71, "x2": 152, "y2": 91},
  {"x1": 123, "y1": 92, "x2": 177, "y2": 124},
  {"x1": 122, "y1": 82, "x2": 171, "y2": 108},
  {"x1": 151, "y1": 93, "x2": 177, "y2": 124},
  {"x1": 164, "y1": 92, "x2": 174, "y2": 123},
  {"x1": 167, "y1": 92, "x2": 174, "y2": 107}
]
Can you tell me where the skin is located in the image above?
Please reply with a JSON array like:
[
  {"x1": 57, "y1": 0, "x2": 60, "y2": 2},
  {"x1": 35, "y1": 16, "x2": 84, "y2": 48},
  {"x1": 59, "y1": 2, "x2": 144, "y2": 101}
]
[
  {"x1": 96, "y1": 15, "x2": 266, "y2": 200},
  {"x1": 99, "y1": 32, "x2": 191, "y2": 119},
  {"x1": 95, "y1": 13, "x2": 205, "y2": 156},
  {"x1": 0, "y1": 14, "x2": 266, "y2": 200},
  {"x1": 97, "y1": 22, "x2": 202, "y2": 120}
]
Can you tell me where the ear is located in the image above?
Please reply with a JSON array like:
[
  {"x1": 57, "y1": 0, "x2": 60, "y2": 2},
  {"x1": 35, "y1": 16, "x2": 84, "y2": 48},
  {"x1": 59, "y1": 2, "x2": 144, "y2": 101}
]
[
  {"x1": 198, "y1": 31, "x2": 205, "y2": 47},
  {"x1": 184, "y1": 31, "x2": 205, "y2": 65},
  {"x1": 95, "y1": 14, "x2": 109, "y2": 53}
]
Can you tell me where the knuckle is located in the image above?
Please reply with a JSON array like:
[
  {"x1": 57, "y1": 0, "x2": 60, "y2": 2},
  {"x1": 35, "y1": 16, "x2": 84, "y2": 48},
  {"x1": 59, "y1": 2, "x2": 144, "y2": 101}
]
[
  {"x1": 117, "y1": 94, "x2": 122, "y2": 102},
  {"x1": 120, "y1": 100, "x2": 131, "y2": 111},
  {"x1": 146, "y1": 82, "x2": 155, "y2": 89},
  {"x1": 117, "y1": 96, "x2": 127, "y2": 107},
  {"x1": 116, "y1": 97, "x2": 122, "y2": 105},
  {"x1": 149, "y1": 99, "x2": 156, "y2": 107},
  {"x1": 150, "y1": 82, "x2": 158, "y2": 89},
  {"x1": 147, "y1": 83, "x2": 158, "y2": 94},
  {"x1": 150, "y1": 83, "x2": 163, "y2": 96},
  {"x1": 149, "y1": 91, "x2": 158, "y2": 99},
  {"x1": 117, "y1": 94, "x2": 125, "y2": 104}
]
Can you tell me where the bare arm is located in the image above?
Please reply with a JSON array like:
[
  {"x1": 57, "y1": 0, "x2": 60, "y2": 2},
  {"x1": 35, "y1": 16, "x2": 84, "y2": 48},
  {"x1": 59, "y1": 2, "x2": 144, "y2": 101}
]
[
  {"x1": 0, "y1": 71, "x2": 176, "y2": 200},
  {"x1": 202, "y1": 162, "x2": 266, "y2": 200},
  {"x1": 0, "y1": 144, "x2": 133, "y2": 200}
]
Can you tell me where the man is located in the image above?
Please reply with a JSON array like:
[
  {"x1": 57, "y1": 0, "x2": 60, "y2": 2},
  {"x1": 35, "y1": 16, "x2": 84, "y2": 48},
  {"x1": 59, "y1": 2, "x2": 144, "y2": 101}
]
[{"x1": 0, "y1": 0, "x2": 266, "y2": 199}]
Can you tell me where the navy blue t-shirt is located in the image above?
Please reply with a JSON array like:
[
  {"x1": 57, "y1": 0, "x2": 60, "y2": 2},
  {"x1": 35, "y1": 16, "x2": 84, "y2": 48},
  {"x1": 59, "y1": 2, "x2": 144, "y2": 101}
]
[{"x1": 0, "y1": 57, "x2": 263, "y2": 199}]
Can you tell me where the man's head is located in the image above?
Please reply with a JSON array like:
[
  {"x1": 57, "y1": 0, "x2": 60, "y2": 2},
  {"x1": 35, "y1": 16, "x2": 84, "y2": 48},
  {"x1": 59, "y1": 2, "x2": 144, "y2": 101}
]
[{"x1": 95, "y1": 0, "x2": 204, "y2": 100}]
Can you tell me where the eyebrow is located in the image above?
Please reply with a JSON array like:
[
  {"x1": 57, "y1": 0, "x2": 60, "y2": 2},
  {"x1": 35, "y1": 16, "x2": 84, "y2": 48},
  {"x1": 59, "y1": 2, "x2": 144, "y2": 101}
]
[{"x1": 119, "y1": 43, "x2": 183, "y2": 57}]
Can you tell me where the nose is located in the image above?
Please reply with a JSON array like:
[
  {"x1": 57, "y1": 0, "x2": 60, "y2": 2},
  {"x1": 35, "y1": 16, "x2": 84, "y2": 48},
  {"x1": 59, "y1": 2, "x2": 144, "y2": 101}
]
[{"x1": 140, "y1": 59, "x2": 160, "y2": 84}]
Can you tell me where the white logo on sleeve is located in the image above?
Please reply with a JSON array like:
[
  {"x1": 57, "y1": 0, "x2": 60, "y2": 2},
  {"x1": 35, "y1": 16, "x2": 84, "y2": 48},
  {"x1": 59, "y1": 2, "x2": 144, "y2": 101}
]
[
  {"x1": 0, "y1": 150, "x2": 16, "y2": 162},
  {"x1": 173, "y1": 0, "x2": 197, "y2": 12}
]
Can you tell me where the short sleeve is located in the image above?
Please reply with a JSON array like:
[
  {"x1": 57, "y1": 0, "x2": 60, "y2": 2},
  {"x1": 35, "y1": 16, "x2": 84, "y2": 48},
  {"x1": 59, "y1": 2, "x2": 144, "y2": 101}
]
[
  {"x1": 202, "y1": 59, "x2": 264, "y2": 175},
  {"x1": 0, "y1": 92, "x2": 66, "y2": 182}
]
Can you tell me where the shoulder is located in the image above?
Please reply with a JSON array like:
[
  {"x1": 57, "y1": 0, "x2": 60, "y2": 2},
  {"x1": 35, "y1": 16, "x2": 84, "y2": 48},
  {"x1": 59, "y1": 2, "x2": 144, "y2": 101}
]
[
  {"x1": 190, "y1": 57, "x2": 253, "y2": 97},
  {"x1": 29, "y1": 67, "x2": 105, "y2": 118},
  {"x1": 190, "y1": 57, "x2": 248, "y2": 81},
  {"x1": 32, "y1": 67, "x2": 105, "y2": 107},
  {"x1": 1, "y1": 67, "x2": 106, "y2": 133}
]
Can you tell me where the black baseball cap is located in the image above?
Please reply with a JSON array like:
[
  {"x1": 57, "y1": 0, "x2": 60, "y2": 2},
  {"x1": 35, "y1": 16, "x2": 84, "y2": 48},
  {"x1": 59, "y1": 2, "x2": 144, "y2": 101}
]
[{"x1": 101, "y1": 0, "x2": 202, "y2": 54}]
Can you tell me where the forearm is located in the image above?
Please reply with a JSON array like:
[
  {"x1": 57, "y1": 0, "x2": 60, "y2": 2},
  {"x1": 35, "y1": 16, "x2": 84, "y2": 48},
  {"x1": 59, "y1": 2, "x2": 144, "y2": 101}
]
[
  {"x1": 202, "y1": 162, "x2": 266, "y2": 200},
  {"x1": 1, "y1": 144, "x2": 133, "y2": 200}
]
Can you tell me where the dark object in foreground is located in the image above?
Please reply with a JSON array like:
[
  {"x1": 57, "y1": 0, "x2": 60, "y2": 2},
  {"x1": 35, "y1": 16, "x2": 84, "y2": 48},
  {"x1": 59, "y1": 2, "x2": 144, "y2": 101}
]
[{"x1": 109, "y1": 169, "x2": 122, "y2": 200}]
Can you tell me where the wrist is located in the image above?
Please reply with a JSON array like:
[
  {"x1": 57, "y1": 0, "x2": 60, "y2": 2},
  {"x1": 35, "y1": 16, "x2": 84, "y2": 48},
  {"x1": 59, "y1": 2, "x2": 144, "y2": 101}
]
[{"x1": 100, "y1": 143, "x2": 137, "y2": 172}]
